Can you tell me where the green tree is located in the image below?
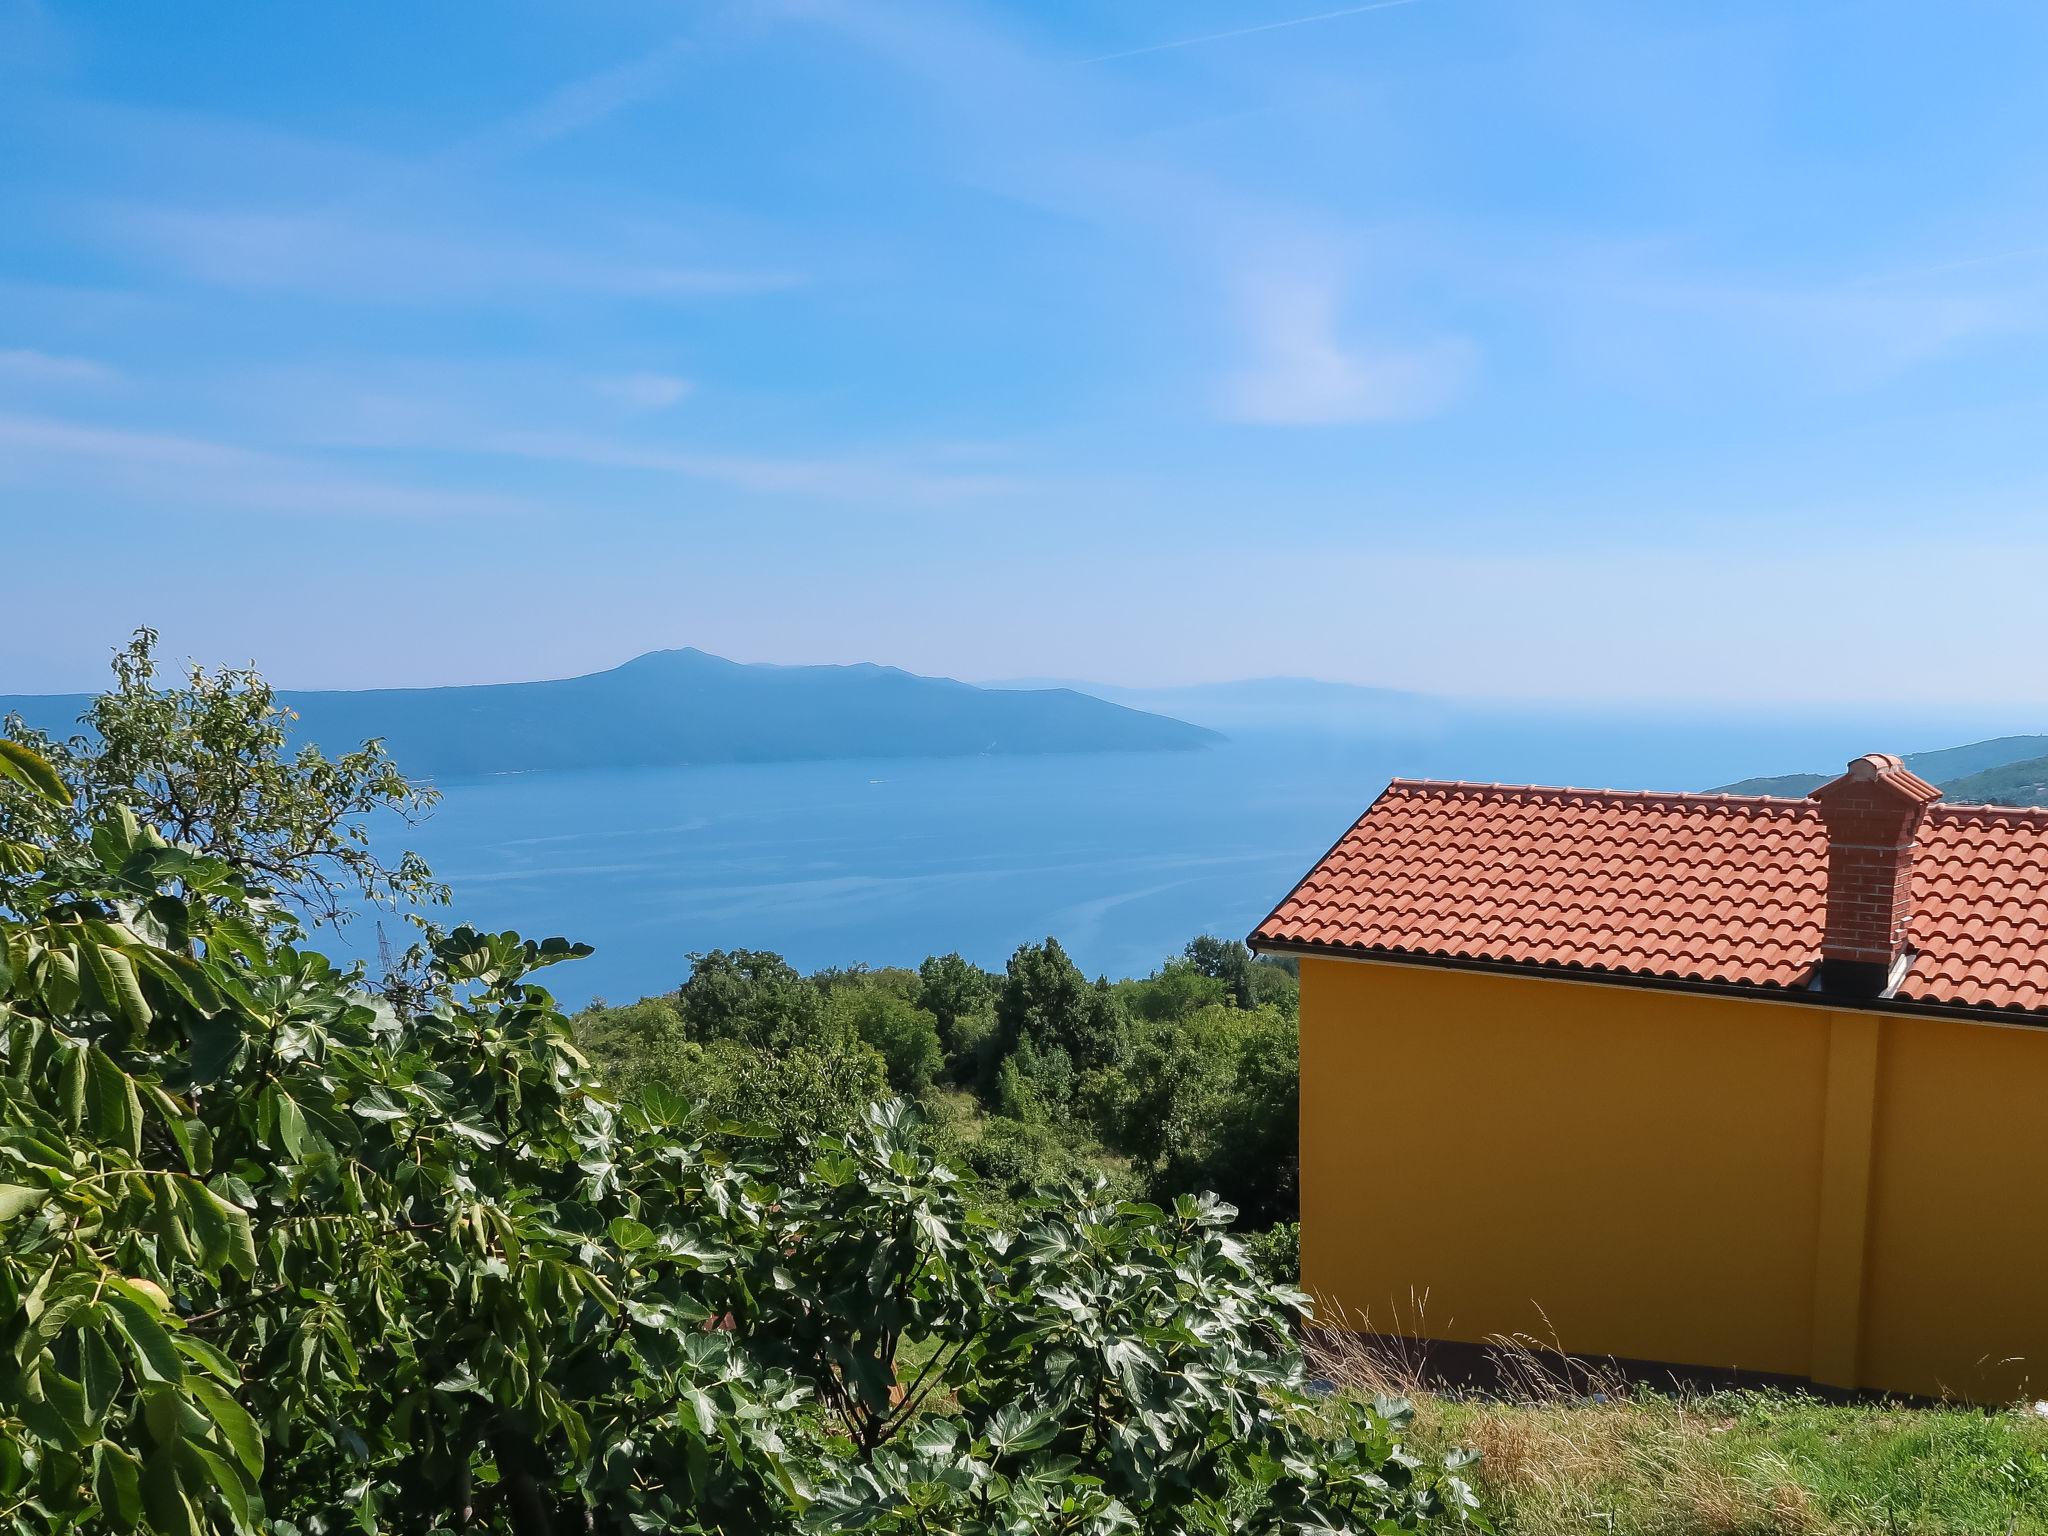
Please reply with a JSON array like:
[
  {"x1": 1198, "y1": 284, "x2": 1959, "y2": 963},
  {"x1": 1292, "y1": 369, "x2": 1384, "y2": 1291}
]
[
  {"x1": 994, "y1": 938, "x2": 1126, "y2": 1076},
  {"x1": 823, "y1": 984, "x2": 944, "y2": 1095},
  {"x1": 578, "y1": 991, "x2": 888, "y2": 1142},
  {"x1": 1, "y1": 628, "x2": 443, "y2": 926},
  {"x1": 1119, "y1": 957, "x2": 1229, "y2": 1022},
  {"x1": 812, "y1": 963, "x2": 923, "y2": 1005},
  {"x1": 1247, "y1": 956, "x2": 1300, "y2": 1017},
  {"x1": 573, "y1": 994, "x2": 688, "y2": 1092},
  {"x1": 916, "y1": 952, "x2": 996, "y2": 1064},
  {"x1": 1182, "y1": 934, "x2": 1257, "y2": 1009},
  {"x1": 1107, "y1": 1003, "x2": 1300, "y2": 1228},
  {"x1": 676, "y1": 948, "x2": 824, "y2": 1049},
  {"x1": 684, "y1": 1036, "x2": 890, "y2": 1140}
]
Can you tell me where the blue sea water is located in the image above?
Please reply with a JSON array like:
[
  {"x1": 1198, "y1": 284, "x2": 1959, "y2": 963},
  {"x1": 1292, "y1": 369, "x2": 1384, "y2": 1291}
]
[
  {"x1": 349, "y1": 742, "x2": 1365, "y2": 1007},
  {"x1": 344, "y1": 705, "x2": 2031, "y2": 1009}
]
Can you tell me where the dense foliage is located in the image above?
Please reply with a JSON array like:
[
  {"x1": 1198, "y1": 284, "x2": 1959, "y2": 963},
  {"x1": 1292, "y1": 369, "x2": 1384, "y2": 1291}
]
[
  {"x1": 1, "y1": 716, "x2": 1478, "y2": 1533},
  {"x1": 580, "y1": 934, "x2": 1303, "y2": 1237}
]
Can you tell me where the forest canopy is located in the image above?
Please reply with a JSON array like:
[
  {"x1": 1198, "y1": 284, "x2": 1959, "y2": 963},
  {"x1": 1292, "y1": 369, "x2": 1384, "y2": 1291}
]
[{"x1": 576, "y1": 933, "x2": 1304, "y2": 1240}]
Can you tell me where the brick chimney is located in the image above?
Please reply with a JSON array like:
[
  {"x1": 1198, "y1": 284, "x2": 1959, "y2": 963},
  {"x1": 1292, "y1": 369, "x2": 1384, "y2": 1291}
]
[{"x1": 1807, "y1": 753, "x2": 1942, "y2": 998}]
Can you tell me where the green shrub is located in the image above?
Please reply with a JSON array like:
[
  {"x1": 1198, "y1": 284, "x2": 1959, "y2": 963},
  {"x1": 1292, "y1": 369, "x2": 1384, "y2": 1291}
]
[
  {"x1": 573, "y1": 993, "x2": 688, "y2": 1090},
  {"x1": 1246, "y1": 1221, "x2": 1301, "y2": 1286},
  {"x1": 822, "y1": 983, "x2": 944, "y2": 1095},
  {"x1": 1100, "y1": 1003, "x2": 1299, "y2": 1227},
  {"x1": 1117, "y1": 957, "x2": 1230, "y2": 1022}
]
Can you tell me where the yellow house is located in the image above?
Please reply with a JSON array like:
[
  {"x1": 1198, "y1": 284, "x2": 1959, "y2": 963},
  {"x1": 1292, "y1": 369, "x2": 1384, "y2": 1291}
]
[{"x1": 1250, "y1": 754, "x2": 2048, "y2": 1403}]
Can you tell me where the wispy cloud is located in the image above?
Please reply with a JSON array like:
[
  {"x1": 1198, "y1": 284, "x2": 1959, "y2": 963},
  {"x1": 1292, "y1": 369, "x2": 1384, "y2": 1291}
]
[
  {"x1": 0, "y1": 347, "x2": 119, "y2": 386},
  {"x1": 43, "y1": 31, "x2": 793, "y2": 311},
  {"x1": 593, "y1": 372, "x2": 695, "y2": 411},
  {"x1": 444, "y1": 37, "x2": 696, "y2": 164},
  {"x1": 385, "y1": 426, "x2": 1026, "y2": 505},
  {"x1": 0, "y1": 411, "x2": 540, "y2": 518},
  {"x1": 1487, "y1": 232, "x2": 2048, "y2": 394},
  {"x1": 792, "y1": 0, "x2": 1472, "y2": 428},
  {"x1": 102, "y1": 204, "x2": 801, "y2": 304},
  {"x1": 1076, "y1": 0, "x2": 1422, "y2": 66},
  {"x1": 1219, "y1": 273, "x2": 1473, "y2": 423},
  {"x1": 210, "y1": 362, "x2": 1020, "y2": 504}
]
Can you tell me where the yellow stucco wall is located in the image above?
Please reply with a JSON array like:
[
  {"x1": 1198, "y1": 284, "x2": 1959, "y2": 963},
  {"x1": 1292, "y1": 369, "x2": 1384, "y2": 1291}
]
[
  {"x1": 1858, "y1": 1016, "x2": 2048, "y2": 1401},
  {"x1": 1298, "y1": 954, "x2": 2048, "y2": 1401}
]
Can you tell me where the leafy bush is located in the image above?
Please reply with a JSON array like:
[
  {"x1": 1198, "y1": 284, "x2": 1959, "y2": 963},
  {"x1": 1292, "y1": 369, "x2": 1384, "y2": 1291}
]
[
  {"x1": 1117, "y1": 957, "x2": 1229, "y2": 1023},
  {"x1": 1096, "y1": 1003, "x2": 1299, "y2": 1227},
  {"x1": 1246, "y1": 1221, "x2": 1301, "y2": 1286},
  {"x1": 573, "y1": 994, "x2": 689, "y2": 1088},
  {"x1": 822, "y1": 984, "x2": 944, "y2": 1095},
  {"x1": 936, "y1": 1114, "x2": 1138, "y2": 1215},
  {"x1": 577, "y1": 992, "x2": 890, "y2": 1145},
  {"x1": 0, "y1": 740, "x2": 1480, "y2": 1535}
]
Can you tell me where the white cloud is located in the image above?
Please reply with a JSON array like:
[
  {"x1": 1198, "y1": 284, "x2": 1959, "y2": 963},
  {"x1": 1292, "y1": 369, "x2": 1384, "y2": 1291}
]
[
  {"x1": 790, "y1": 1, "x2": 1468, "y2": 430},
  {"x1": 445, "y1": 38, "x2": 696, "y2": 163},
  {"x1": 0, "y1": 347, "x2": 119, "y2": 386},
  {"x1": 0, "y1": 411, "x2": 539, "y2": 518},
  {"x1": 1074, "y1": 0, "x2": 1422, "y2": 65},
  {"x1": 168, "y1": 364, "x2": 1025, "y2": 506},
  {"x1": 594, "y1": 372, "x2": 694, "y2": 410},
  {"x1": 402, "y1": 426, "x2": 1025, "y2": 505},
  {"x1": 104, "y1": 204, "x2": 800, "y2": 305},
  {"x1": 1219, "y1": 274, "x2": 1473, "y2": 424}
]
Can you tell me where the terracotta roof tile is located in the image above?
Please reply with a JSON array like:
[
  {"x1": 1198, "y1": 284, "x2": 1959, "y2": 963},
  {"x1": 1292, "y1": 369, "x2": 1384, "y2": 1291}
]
[{"x1": 1251, "y1": 779, "x2": 2048, "y2": 1016}]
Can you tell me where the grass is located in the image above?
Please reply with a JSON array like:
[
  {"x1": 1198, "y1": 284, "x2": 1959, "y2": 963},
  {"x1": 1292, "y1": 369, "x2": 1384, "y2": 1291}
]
[{"x1": 1307, "y1": 1330, "x2": 2048, "y2": 1536}]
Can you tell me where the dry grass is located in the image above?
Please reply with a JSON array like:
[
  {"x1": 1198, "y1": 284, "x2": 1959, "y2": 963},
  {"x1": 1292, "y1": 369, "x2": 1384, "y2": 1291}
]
[{"x1": 1304, "y1": 1319, "x2": 2048, "y2": 1536}]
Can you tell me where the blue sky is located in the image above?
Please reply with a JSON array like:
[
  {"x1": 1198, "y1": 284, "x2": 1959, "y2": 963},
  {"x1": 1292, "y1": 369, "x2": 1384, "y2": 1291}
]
[{"x1": 4, "y1": 0, "x2": 2047, "y2": 708}]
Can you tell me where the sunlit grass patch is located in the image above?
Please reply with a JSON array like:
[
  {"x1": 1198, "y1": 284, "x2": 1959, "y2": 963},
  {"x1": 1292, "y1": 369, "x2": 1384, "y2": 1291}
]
[{"x1": 1309, "y1": 1328, "x2": 2048, "y2": 1536}]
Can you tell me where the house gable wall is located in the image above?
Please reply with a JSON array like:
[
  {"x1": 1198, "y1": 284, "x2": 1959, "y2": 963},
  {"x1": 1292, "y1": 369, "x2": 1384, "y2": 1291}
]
[{"x1": 1299, "y1": 954, "x2": 2048, "y2": 1401}]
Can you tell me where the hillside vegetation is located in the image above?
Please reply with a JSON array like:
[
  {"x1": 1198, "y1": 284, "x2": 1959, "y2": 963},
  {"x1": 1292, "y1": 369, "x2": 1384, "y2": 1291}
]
[
  {"x1": 1715, "y1": 733, "x2": 2048, "y2": 805},
  {"x1": 575, "y1": 932, "x2": 1303, "y2": 1254},
  {"x1": 1939, "y1": 753, "x2": 2048, "y2": 808},
  {"x1": 0, "y1": 646, "x2": 1221, "y2": 780}
]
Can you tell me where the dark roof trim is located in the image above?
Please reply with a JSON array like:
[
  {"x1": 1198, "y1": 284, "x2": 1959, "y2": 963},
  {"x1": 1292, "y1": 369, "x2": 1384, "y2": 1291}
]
[{"x1": 1245, "y1": 934, "x2": 2048, "y2": 1031}]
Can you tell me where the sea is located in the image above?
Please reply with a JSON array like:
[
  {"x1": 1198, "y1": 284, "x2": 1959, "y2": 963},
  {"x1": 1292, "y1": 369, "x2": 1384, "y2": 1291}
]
[{"x1": 339, "y1": 705, "x2": 2030, "y2": 1009}]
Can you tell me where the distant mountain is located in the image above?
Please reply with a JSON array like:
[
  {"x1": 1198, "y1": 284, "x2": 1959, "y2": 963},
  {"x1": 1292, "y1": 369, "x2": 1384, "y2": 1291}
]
[
  {"x1": 1714, "y1": 735, "x2": 2048, "y2": 806},
  {"x1": 2, "y1": 648, "x2": 1222, "y2": 779},
  {"x1": 984, "y1": 675, "x2": 1452, "y2": 738}
]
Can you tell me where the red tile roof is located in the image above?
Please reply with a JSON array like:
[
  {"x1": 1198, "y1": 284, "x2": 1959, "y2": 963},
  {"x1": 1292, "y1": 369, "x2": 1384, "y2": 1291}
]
[{"x1": 1251, "y1": 779, "x2": 2048, "y2": 1016}]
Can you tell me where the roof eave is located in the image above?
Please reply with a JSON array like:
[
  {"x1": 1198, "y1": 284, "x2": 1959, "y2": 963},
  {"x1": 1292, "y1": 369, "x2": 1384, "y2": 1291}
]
[{"x1": 1246, "y1": 935, "x2": 2048, "y2": 1030}]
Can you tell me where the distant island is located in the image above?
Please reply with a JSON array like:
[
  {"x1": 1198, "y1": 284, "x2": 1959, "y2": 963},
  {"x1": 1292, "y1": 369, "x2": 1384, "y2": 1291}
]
[
  {"x1": 1, "y1": 647, "x2": 1222, "y2": 779},
  {"x1": 1714, "y1": 735, "x2": 2048, "y2": 807}
]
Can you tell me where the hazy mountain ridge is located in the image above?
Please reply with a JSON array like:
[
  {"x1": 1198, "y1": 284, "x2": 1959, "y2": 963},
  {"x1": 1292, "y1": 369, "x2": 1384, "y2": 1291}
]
[
  {"x1": 1, "y1": 647, "x2": 1221, "y2": 779},
  {"x1": 984, "y1": 675, "x2": 1453, "y2": 737},
  {"x1": 1713, "y1": 735, "x2": 2048, "y2": 806}
]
